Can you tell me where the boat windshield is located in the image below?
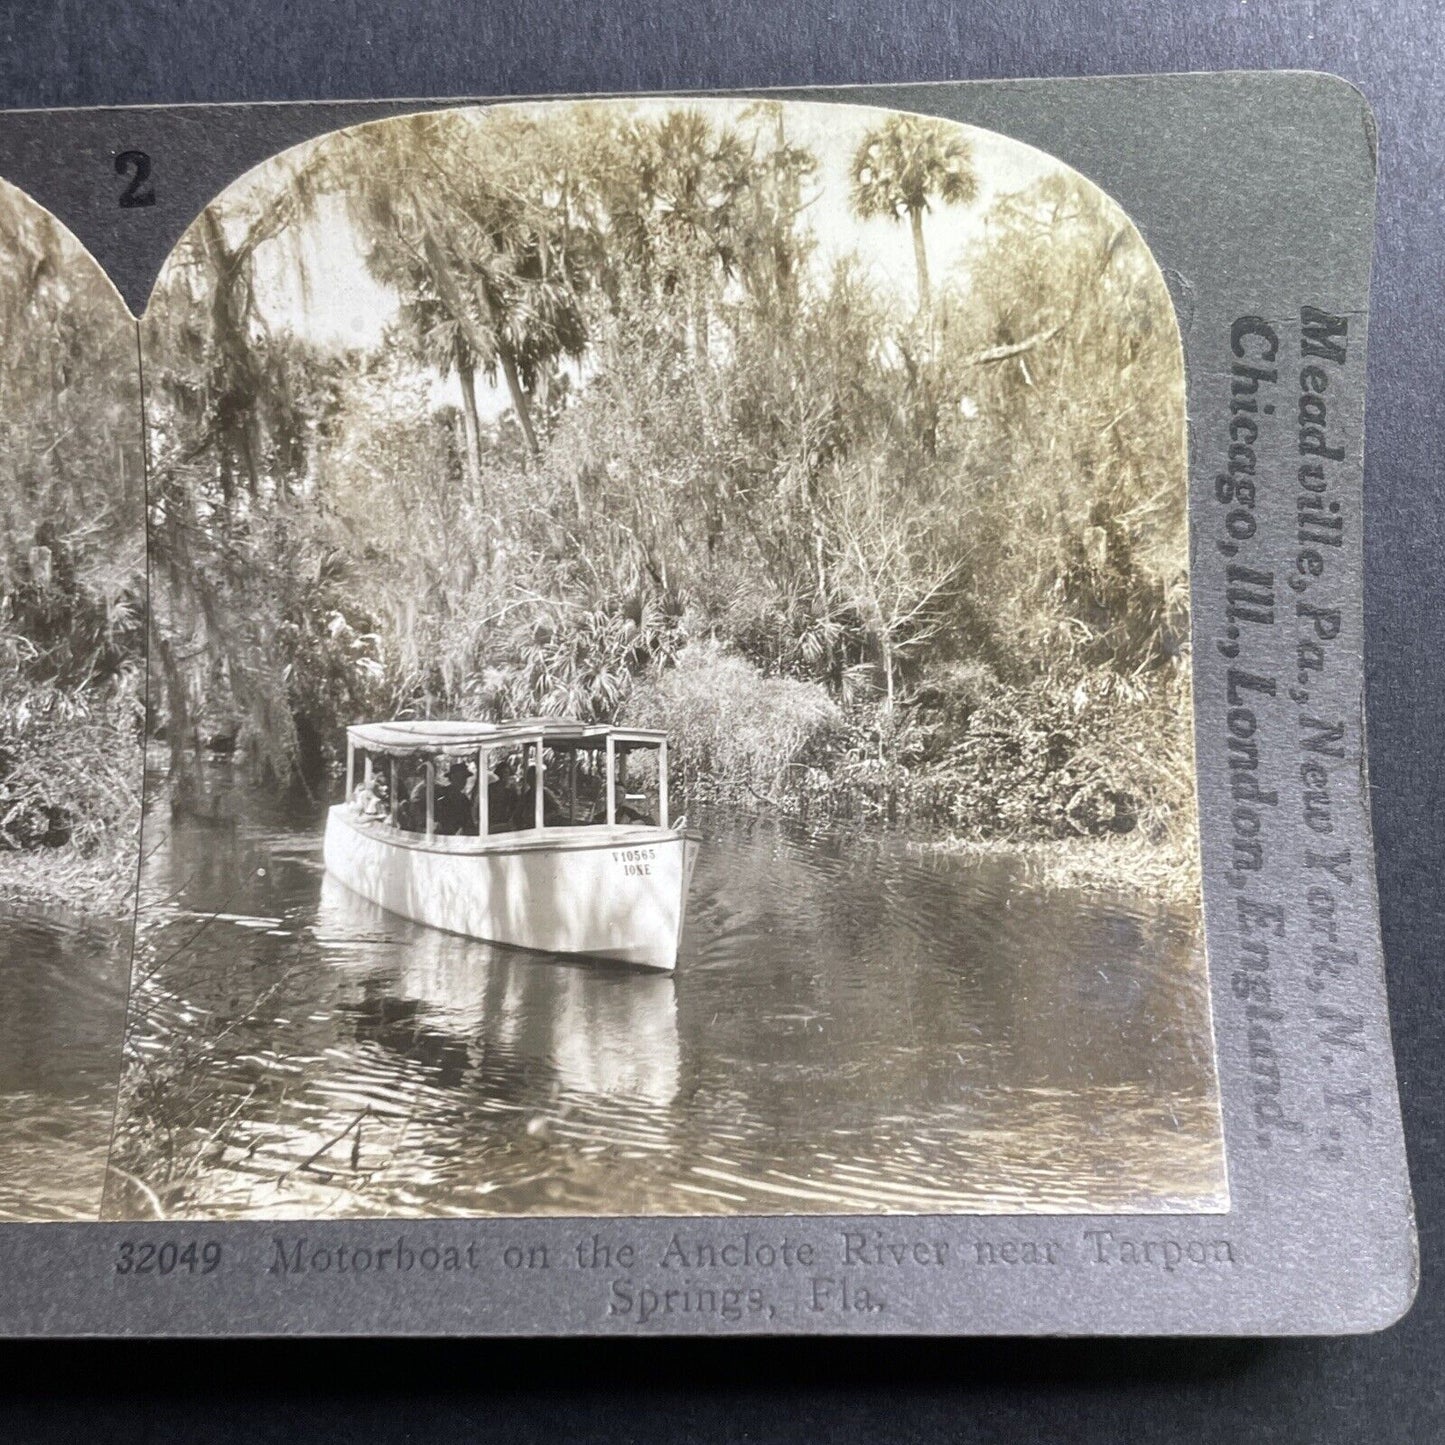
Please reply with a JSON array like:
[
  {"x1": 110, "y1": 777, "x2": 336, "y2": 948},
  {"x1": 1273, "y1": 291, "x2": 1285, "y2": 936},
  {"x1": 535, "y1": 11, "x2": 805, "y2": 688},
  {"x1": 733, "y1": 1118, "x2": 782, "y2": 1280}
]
[{"x1": 345, "y1": 729, "x2": 669, "y2": 838}]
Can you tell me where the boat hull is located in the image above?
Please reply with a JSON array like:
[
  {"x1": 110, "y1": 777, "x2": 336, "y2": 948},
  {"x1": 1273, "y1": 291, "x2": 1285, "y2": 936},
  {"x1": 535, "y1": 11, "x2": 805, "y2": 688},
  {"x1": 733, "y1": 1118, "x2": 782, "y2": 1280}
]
[{"x1": 322, "y1": 806, "x2": 698, "y2": 972}]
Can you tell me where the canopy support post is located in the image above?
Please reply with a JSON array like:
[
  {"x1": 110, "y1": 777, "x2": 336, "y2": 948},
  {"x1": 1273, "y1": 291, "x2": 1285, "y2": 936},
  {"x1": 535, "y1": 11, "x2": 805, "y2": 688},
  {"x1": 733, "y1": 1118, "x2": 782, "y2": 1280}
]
[
  {"x1": 426, "y1": 759, "x2": 435, "y2": 839},
  {"x1": 534, "y1": 741, "x2": 545, "y2": 831},
  {"x1": 659, "y1": 740, "x2": 669, "y2": 829},
  {"x1": 605, "y1": 735, "x2": 616, "y2": 825},
  {"x1": 346, "y1": 736, "x2": 355, "y2": 802},
  {"x1": 389, "y1": 757, "x2": 398, "y2": 826},
  {"x1": 477, "y1": 746, "x2": 488, "y2": 838}
]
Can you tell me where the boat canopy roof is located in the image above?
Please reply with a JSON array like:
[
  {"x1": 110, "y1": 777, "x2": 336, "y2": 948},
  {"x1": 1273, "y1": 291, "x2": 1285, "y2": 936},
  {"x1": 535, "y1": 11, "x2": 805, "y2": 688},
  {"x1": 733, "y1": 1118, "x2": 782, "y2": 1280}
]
[{"x1": 346, "y1": 718, "x2": 667, "y2": 756}]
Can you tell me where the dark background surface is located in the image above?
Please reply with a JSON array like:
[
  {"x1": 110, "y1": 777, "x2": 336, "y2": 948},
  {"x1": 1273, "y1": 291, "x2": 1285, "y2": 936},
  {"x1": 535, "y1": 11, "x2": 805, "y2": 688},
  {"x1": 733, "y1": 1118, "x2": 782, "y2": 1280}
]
[{"x1": 0, "y1": 0, "x2": 1440, "y2": 1439}]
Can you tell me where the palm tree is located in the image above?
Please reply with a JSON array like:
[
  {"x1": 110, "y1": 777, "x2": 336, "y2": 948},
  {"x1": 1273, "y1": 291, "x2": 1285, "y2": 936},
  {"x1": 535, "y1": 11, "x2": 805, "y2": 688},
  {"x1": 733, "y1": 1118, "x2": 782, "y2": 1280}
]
[
  {"x1": 331, "y1": 113, "x2": 586, "y2": 464},
  {"x1": 603, "y1": 109, "x2": 754, "y2": 357},
  {"x1": 849, "y1": 115, "x2": 979, "y2": 311},
  {"x1": 387, "y1": 293, "x2": 485, "y2": 496}
]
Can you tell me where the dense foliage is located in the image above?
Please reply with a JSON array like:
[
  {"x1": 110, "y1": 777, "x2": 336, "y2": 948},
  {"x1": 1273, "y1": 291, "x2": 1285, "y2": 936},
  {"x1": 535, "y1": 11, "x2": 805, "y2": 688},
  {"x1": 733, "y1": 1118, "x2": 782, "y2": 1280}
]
[
  {"x1": 0, "y1": 183, "x2": 145, "y2": 911},
  {"x1": 142, "y1": 102, "x2": 1192, "y2": 876}
]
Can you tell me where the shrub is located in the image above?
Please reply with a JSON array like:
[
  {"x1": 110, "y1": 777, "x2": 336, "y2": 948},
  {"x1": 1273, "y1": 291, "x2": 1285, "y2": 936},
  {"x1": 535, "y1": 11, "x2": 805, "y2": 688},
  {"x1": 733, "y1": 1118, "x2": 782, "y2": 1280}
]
[
  {"x1": 623, "y1": 640, "x2": 842, "y2": 800},
  {"x1": 806, "y1": 663, "x2": 1195, "y2": 850},
  {"x1": 0, "y1": 675, "x2": 142, "y2": 910}
]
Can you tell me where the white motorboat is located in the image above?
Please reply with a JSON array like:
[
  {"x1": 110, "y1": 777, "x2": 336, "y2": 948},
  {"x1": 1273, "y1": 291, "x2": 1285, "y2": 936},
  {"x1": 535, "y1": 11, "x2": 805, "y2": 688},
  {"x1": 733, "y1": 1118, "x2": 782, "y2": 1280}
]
[{"x1": 323, "y1": 718, "x2": 700, "y2": 972}]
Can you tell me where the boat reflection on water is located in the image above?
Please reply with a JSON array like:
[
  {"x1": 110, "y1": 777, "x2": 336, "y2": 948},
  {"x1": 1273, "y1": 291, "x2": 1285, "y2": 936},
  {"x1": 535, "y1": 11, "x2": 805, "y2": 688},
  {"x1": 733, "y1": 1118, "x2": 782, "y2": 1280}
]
[{"x1": 315, "y1": 874, "x2": 681, "y2": 1109}]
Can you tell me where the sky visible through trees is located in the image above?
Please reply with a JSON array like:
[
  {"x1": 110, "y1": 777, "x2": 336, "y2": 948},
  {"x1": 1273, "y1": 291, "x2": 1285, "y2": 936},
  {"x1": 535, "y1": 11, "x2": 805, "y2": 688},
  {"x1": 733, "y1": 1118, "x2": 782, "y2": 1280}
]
[{"x1": 240, "y1": 104, "x2": 1058, "y2": 366}]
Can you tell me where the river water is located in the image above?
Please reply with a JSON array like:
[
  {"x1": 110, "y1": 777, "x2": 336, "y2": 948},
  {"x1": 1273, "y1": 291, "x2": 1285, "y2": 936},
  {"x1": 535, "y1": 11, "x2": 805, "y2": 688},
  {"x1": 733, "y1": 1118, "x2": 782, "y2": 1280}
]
[
  {"x1": 101, "y1": 769, "x2": 1226, "y2": 1220},
  {"x1": 0, "y1": 907, "x2": 130, "y2": 1221}
]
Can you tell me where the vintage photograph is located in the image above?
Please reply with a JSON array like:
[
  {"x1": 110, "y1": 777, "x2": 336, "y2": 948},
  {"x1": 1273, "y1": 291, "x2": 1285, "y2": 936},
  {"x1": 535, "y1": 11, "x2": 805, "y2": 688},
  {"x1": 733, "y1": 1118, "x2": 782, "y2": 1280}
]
[
  {"x1": 102, "y1": 98, "x2": 1226, "y2": 1220},
  {"x1": 0, "y1": 180, "x2": 146, "y2": 1220}
]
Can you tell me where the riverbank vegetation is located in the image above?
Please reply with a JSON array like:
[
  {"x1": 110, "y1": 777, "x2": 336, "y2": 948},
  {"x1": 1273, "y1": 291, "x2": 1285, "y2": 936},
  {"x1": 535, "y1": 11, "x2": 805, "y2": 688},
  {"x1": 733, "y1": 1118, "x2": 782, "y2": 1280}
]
[
  {"x1": 143, "y1": 102, "x2": 1193, "y2": 890},
  {"x1": 0, "y1": 185, "x2": 145, "y2": 915}
]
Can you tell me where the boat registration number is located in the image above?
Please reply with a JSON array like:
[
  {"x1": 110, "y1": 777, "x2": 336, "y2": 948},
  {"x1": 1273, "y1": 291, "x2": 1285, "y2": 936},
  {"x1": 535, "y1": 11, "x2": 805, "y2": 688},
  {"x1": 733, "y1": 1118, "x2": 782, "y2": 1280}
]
[{"x1": 612, "y1": 846, "x2": 657, "y2": 877}]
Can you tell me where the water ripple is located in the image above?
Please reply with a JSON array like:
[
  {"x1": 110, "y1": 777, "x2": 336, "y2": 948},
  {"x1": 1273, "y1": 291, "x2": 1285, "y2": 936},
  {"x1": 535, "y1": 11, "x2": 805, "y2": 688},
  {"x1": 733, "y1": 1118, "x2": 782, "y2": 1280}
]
[{"x1": 104, "y1": 791, "x2": 1226, "y2": 1220}]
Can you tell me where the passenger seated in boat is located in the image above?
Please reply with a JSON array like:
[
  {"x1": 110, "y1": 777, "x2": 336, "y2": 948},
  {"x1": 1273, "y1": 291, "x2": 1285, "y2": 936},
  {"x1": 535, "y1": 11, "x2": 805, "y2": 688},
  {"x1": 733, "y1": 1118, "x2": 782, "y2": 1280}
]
[
  {"x1": 569, "y1": 756, "x2": 609, "y2": 825},
  {"x1": 486, "y1": 757, "x2": 522, "y2": 833},
  {"x1": 523, "y1": 764, "x2": 572, "y2": 827},
  {"x1": 399, "y1": 770, "x2": 430, "y2": 832},
  {"x1": 433, "y1": 760, "x2": 473, "y2": 835},
  {"x1": 352, "y1": 778, "x2": 386, "y2": 820},
  {"x1": 613, "y1": 778, "x2": 655, "y2": 826}
]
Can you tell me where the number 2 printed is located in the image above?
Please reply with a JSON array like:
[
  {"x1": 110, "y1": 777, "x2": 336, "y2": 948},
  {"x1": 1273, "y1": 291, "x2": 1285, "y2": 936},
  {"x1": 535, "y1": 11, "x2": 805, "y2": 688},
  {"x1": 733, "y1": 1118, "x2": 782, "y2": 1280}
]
[{"x1": 115, "y1": 150, "x2": 155, "y2": 208}]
